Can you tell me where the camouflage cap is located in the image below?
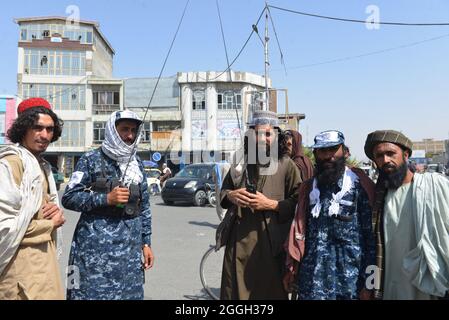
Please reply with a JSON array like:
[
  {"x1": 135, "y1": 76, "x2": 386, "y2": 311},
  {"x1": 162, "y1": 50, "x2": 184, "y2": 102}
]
[{"x1": 364, "y1": 130, "x2": 413, "y2": 160}]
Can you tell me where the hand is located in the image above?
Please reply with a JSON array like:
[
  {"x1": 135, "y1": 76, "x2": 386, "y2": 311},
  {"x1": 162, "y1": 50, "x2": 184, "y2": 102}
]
[
  {"x1": 359, "y1": 288, "x2": 373, "y2": 300},
  {"x1": 107, "y1": 187, "x2": 130, "y2": 206},
  {"x1": 247, "y1": 192, "x2": 278, "y2": 211},
  {"x1": 51, "y1": 210, "x2": 66, "y2": 229},
  {"x1": 227, "y1": 188, "x2": 252, "y2": 208},
  {"x1": 42, "y1": 203, "x2": 63, "y2": 219},
  {"x1": 283, "y1": 271, "x2": 295, "y2": 293},
  {"x1": 143, "y1": 246, "x2": 154, "y2": 270}
]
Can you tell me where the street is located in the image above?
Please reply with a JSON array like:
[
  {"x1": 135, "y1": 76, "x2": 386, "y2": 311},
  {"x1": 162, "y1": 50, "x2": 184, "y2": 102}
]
[{"x1": 58, "y1": 186, "x2": 222, "y2": 300}]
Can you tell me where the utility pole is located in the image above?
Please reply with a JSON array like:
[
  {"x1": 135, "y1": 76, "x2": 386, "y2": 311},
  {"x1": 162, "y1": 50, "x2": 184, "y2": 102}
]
[{"x1": 264, "y1": 2, "x2": 270, "y2": 111}]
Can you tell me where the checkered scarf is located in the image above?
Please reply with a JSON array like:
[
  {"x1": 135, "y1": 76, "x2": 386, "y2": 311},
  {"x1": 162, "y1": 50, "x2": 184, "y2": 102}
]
[{"x1": 101, "y1": 111, "x2": 143, "y2": 187}]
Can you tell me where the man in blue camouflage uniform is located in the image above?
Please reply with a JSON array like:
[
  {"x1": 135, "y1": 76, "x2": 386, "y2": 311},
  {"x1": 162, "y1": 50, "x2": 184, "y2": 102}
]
[
  {"x1": 62, "y1": 110, "x2": 154, "y2": 300},
  {"x1": 296, "y1": 131, "x2": 376, "y2": 300}
]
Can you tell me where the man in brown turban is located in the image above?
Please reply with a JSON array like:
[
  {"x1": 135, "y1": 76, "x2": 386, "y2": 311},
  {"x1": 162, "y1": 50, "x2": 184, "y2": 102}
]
[{"x1": 364, "y1": 130, "x2": 449, "y2": 300}]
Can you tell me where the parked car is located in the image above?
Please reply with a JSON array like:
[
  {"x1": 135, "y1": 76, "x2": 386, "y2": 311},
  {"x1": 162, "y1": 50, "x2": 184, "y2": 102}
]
[
  {"x1": 51, "y1": 166, "x2": 65, "y2": 191},
  {"x1": 161, "y1": 163, "x2": 216, "y2": 206}
]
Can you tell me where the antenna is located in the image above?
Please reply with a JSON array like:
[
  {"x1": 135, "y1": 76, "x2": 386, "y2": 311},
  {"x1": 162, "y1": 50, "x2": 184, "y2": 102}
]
[{"x1": 264, "y1": 2, "x2": 270, "y2": 111}]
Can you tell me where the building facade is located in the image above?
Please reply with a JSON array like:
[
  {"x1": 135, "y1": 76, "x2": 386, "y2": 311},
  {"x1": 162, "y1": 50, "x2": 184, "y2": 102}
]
[
  {"x1": 0, "y1": 96, "x2": 16, "y2": 145},
  {"x1": 13, "y1": 17, "x2": 305, "y2": 175},
  {"x1": 124, "y1": 71, "x2": 273, "y2": 164},
  {"x1": 412, "y1": 138, "x2": 449, "y2": 166},
  {"x1": 15, "y1": 16, "x2": 121, "y2": 176}
]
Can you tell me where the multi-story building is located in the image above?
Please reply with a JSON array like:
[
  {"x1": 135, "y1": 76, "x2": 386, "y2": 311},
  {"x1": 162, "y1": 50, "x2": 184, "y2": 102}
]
[
  {"x1": 412, "y1": 138, "x2": 446, "y2": 155},
  {"x1": 412, "y1": 138, "x2": 449, "y2": 166},
  {"x1": 15, "y1": 16, "x2": 121, "y2": 176},
  {"x1": 124, "y1": 71, "x2": 273, "y2": 164},
  {"x1": 14, "y1": 17, "x2": 306, "y2": 175},
  {"x1": 0, "y1": 95, "x2": 16, "y2": 145}
]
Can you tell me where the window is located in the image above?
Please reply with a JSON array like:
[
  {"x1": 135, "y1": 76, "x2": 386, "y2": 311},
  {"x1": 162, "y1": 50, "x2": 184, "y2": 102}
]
[
  {"x1": 24, "y1": 49, "x2": 86, "y2": 76},
  {"x1": 53, "y1": 121, "x2": 85, "y2": 147},
  {"x1": 192, "y1": 90, "x2": 206, "y2": 110},
  {"x1": 86, "y1": 31, "x2": 93, "y2": 44},
  {"x1": 93, "y1": 122, "x2": 106, "y2": 144},
  {"x1": 93, "y1": 91, "x2": 120, "y2": 114},
  {"x1": 141, "y1": 123, "x2": 151, "y2": 142},
  {"x1": 20, "y1": 29, "x2": 27, "y2": 41},
  {"x1": 42, "y1": 30, "x2": 50, "y2": 37},
  {"x1": 250, "y1": 92, "x2": 265, "y2": 111},
  {"x1": 153, "y1": 121, "x2": 180, "y2": 132},
  {"x1": 22, "y1": 84, "x2": 85, "y2": 111},
  {"x1": 218, "y1": 91, "x2": 242, "y2": 110}
]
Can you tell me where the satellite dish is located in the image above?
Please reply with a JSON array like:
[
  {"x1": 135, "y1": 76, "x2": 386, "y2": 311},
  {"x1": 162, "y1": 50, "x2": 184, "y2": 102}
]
[{"x1": 152, "y1": 152, "x2": 162, "y2": 162}]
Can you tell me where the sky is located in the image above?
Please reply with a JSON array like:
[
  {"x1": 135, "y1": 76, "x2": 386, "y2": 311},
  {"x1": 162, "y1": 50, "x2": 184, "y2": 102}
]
[{"x1": 1, "y1": 0, "x2": 449, "y2": 160}]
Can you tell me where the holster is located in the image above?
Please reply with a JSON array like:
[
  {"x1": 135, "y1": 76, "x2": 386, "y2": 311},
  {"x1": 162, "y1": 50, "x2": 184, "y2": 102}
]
[
  {"x1": 89, "y1": 178, "x2": 142, "y2": 218},
  {"x1": 88, "y1": 152, "x2": 142, "y2": 219}
]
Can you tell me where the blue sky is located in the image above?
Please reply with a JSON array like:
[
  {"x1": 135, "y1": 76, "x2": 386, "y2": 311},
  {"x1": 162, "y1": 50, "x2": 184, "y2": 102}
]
[{"x1": 1, "y1": 0, "x2": 449, "y2": 160}]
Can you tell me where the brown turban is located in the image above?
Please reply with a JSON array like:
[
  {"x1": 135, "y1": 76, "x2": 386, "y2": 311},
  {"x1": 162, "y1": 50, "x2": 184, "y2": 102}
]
[{"x1": 364, "y1": 130, "x2": 413, "y2": 160}]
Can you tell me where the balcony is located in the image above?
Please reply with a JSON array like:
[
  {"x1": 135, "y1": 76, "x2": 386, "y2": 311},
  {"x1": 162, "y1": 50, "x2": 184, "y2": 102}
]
[
  {"x1": 93, "y1": 104, "x2": 120, "y2": 115},
  {"x1": 150, "y1": 131, "x2": 181, "y2": 152}
]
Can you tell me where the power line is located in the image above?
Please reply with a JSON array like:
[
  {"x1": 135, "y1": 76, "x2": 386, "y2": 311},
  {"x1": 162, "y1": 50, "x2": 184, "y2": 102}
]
[
  {"x1": 268, "y1": 4, "x2": 449, "y2": 26},
  {"x1": 216, "y1": 0, "x2": 243, "y2": 142},
  {"x1": 197, "y1": 7, "x2": 267, "y2": 82},
  {"x1": 121, "y1": 0, "x2": 190, "y2": 183},
  {"x1": 272, "y1": 33, "x2": 449, "y2": 71},
  {"x1": 266, "y1": 5, "x2": 287, "y2": 76}
]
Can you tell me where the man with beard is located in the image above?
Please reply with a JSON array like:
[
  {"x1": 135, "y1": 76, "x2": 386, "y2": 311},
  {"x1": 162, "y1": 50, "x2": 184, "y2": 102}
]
[
  {"x1": 62, "y1": 110, "x2": 154, "y2": 300},
  {"x1": 0, "y1": 98, "x2": 65, "y2": 299},
  {"x1": 219, "y1": 110, "x2": 301, "y2": 300},
  {"x1": 364, "y1": 130, "x2": 449, "y2": 300},
  {"x1": 285, "y1": 130, "x2": 376, "y2": 300}
]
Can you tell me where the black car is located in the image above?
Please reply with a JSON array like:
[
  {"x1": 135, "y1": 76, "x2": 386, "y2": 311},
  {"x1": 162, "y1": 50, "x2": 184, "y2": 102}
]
[{"x1": 161, "y1": 163, "x2": 216, "y2": 206}]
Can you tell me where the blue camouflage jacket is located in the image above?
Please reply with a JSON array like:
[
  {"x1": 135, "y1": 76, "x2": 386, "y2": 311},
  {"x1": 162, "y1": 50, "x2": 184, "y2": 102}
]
[{"x1": 62, "y1": 148, "x2": 152, "y2": 246}]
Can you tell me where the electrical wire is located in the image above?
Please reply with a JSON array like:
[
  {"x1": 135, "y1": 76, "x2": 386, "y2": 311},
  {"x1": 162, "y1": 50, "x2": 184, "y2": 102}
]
[
  {"x1": 216, "y1": 0, "x2": 243, "y2": 142},
  {"x1": 121, "y1": 0, "x2": 190, "y2": 183},
  {"x1": 272, "y1": 32, "x2": 449, "y2": 71},
  {"x1": 268, "y1": 4, "x2": 449, "y2": 26}
]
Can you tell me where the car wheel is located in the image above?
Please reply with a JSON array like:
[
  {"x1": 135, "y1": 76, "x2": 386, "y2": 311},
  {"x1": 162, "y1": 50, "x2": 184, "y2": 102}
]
[
  {"x1": 164, "y1": 200, "x2": 174, "y2": 206},
  {"x1": 194, "y1": 190, "x2": 207, "y2": 207},
  {"x1": 208, "y1": 191, "x2": 217, "y2": 208}
]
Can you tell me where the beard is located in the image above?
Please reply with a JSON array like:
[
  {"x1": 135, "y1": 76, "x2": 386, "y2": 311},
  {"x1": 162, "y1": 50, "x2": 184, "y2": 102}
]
[
  {"x1": 315, "y1": 156, "x2": 347, "y2": 189},
  {"x1": 378, "y1": 161, "x2": 408, "y2": 189}
]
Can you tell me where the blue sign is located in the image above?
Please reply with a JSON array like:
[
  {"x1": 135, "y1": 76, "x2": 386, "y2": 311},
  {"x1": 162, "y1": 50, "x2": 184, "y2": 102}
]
[{"x1": 152, "y1": 152, "x2": 162, "y2": 162}]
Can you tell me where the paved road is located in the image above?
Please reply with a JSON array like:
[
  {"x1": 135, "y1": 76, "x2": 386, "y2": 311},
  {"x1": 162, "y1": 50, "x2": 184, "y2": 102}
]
[{"x1": 58, "y1": 186, "x2": 222, "y2": 300}]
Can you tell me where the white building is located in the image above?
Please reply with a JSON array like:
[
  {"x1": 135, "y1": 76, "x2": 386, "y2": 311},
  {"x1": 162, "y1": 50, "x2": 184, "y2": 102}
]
[
  {"x1": 14, "y1": 17, "x2": 299, "y2": 174},
  {"x1": 124, "y1": 71, "x2": 271, "y2": 163},
  {"x1": 15, "y1": 16, "x2": 122, "y2": 176}
]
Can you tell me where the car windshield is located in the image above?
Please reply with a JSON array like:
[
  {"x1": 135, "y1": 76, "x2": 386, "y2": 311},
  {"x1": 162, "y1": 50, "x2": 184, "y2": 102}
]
[
  {"x1": 176, "y1": 166, "x2": 212, "y2": 180},
  {"x1": 147, "y1": 170, "x2": 161, "y2": 178}
]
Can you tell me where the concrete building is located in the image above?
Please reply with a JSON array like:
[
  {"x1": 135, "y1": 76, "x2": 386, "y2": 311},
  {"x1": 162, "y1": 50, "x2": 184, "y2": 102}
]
[
  {"x1": 0, "y1": 95, "x2": 16, "y2": 145},
  {"x1": 13, "y1": 17, "x2": 306, "y2": 174},
  {"x1": 124, "y1": 71, "x2": 272, "y2": 164},
  {"x1": 278, "y1": 113, "x2": 306, "y2": 132},
  {"x1": 412, "y1": 138, "x2": 446, "y2": 155},
  {"x1": 412, "y1": 138, "x2": 449, "y2": 166},
  {"x1": 15, "y1": 16, "x2": 121, "y2": 176}
]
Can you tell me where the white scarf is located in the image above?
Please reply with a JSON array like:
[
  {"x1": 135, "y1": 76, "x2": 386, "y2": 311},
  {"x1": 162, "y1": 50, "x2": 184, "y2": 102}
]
[
  {"x1": 0, "y1": 145, "x2": 63, "y2": 275},
  {"x1": 101, "y1": 111, "x2": 143, "y2": 187},
  {"x1": 309, "y1": 166, "x2": 358, "y2": 218}
]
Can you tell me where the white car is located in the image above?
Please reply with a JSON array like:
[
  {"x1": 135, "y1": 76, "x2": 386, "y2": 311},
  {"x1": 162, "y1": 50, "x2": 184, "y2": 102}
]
[{"x1": 146, "y1": 168, "x2": 162, "y2": 195}]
